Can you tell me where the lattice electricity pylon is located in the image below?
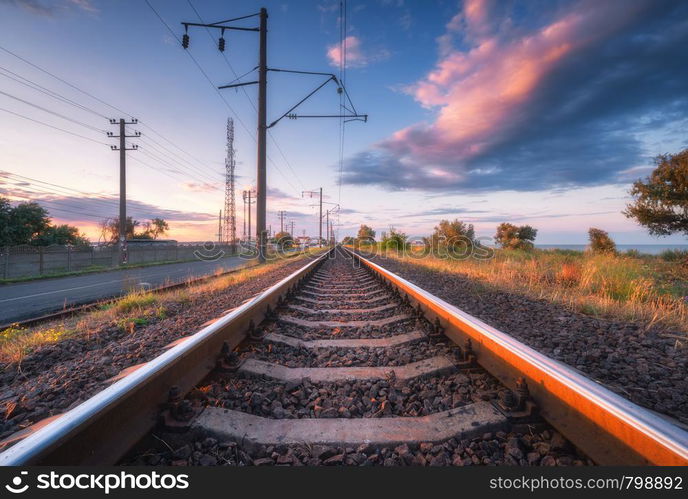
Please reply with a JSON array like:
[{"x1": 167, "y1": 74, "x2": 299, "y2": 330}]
[{"x1": 222, "y1": 118, "x2": 237, "y2": 245}]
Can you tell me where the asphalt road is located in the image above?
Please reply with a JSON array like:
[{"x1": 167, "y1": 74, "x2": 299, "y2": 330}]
[{"x1": 0, "y1": 255, "x2": 255, "y2": 325}]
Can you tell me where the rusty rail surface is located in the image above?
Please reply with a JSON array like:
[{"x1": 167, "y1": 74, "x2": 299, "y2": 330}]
[
  {"x1": 0, "y1": 250, "x2": 331, "y2": 466},
  {"x1": 342, "y1": 247, "x2": 688, "y2": 466}
]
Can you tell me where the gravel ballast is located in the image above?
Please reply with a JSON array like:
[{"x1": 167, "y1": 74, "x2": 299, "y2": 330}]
[
  {"x1": 0, "y1": 256, "x2": 318, "y2": 442},
  {"x1": 368, "y1": 255, "x2": 688, "y2": 425}
]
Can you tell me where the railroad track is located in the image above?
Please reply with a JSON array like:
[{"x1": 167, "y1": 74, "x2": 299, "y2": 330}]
[{"x1": 1, "y1": 246, "x2": 687, "y2": 466}]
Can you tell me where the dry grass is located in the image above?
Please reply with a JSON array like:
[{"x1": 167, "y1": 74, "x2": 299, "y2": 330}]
[
  {"x1": 0, "y1": 249, "x2": 325, "y2": 364},
  {"x1": 376, "y1": 248, "x2": 688, "y2": 331}
]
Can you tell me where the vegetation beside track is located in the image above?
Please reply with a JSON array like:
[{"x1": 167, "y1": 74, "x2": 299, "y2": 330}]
[
  {"x1": 0, "y1": 248, "x2": 325, "y2": 364},
  {"x1": 355, "y1": 245, "x2": 688, "y2": 333}
]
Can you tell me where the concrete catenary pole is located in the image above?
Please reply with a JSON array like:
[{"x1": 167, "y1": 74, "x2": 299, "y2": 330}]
[{"x1": 256, "y1": 7, "x2": 268, "y2": 263}]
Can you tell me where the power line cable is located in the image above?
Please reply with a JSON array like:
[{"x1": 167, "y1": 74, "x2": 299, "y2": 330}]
[
  {"x1": 0, "y1": 65, "x2": 110, "y2": 119},
  {"x1": 185, "y1": 0, "x2": 305, "y2": 191},
  {"x1": 0, "y1": 89, "x2": 107, "y2": 133},
  {"x1": 0, "y1": 106, "x2": 109, "y2": 145},
  {"x1": 0, "y1": 44, "x2": 131, "y2": 117}
]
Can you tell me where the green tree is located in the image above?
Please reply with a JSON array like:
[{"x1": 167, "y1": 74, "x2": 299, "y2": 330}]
[
  {"x1": 143, "y1": 218, "x2": 170, "y2": 239},
  {"x1": 381, "y1": 226, "x2": 407, "y2": 250},
  {"x1": 100, "y1": 217, "x2": 170, "y2": 244},
  {"x1": 494, "y1": 223, "x2": 538, "y2": 250},
  {"x1": 356, "y1": 224, "x2": 376, "y2": 244},
  {"x1": 273, "y1": 231, "x2": 294, "y2": 249},
  {"x1": 588, "y1": 228, "x2": 616, "y2": 254},
  {"x1": 8, "y1": 201, "x2": 51, "y2": 245},
  {"x1": 342, "y1": 236, "x2": 355, "y2": 245},
  {"x1": 0, "y1": 197, "x2": 12, "y2": 246},
  {"x1": 0, "y1": 197, "x2": 90, "y2": 246},
  {"x1": 32, "y1": 224, "x2": 90, "y2": 246},
  {"x1": 624, "y1": 149, "x2": 688, "y2": 237},
  {"x1": 427, "y1": 219, "x2": 476, "y2": 253}
]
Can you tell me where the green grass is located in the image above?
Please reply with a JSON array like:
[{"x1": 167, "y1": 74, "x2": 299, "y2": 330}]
[{"x1": 0, "y1": 323, "x2": 77, "y2": 363}]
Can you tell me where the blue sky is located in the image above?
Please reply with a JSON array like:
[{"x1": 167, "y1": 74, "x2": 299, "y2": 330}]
[{"x1": 0, "y1": 0, "x2": 687, "y2": 244}]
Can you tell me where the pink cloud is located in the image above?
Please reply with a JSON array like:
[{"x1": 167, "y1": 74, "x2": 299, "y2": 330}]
[
  {"x1": 382, "y1": 0, "x2": 652, "y2": 169},
  {"x1": 326, "y1": 35, "x2": 389, "y2": 68}
]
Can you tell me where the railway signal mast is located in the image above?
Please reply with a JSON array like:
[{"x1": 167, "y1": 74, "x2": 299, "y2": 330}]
[{"x1": 181, "y1": 8, "x2": 366, "y2": 263}]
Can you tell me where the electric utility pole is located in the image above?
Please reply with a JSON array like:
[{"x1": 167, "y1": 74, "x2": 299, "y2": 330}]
[
  {"x1": 302, "y1": 188, "x2": 322, "y2": 247},
  {"x1": 243, "y1": 189, "x2": 256, "y2": 242},
  {"x1": 181, "y1": 8, "x2": 367, "y2": 264},
  {"x1": 321, "y1": 204, "x2": 340, "y2": 247},
  {"x1": 277, "y1": 210, "x2": 287, "y2": 233},
  {"x1": 108, "y1": 118, "x2": 139, "y2": 265},
  {"x1": 217, "y1": 210, "x2": 222, "y2": 243}
]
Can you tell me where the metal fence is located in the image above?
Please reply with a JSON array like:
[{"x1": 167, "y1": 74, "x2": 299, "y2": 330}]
[{"x1": 1, "y1": 243, "x2": 237, "y2": 280}]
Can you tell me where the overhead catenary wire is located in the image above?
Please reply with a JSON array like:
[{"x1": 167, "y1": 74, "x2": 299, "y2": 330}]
[{"x1": 185, "y1": 0, "x2": 306, "y2": 193}]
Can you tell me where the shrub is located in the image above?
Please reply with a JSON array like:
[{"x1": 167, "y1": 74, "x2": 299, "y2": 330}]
[
  {"x1": 494, "y1": 223, "x2": 538, "y2": 250},
  {"x1": 660, "y1": 249, "x2": 688, "y2": 262},
  {"x1": 356, "y1": 225, "x2": 376, "y2": 244},
  {"x1": 427, "y1": 219, "x2": 477, "y2": 255},
  {"x1": 588, "y1": 228, "x2": 617, "y2": 254},
  {"x1": 381, "y1": 227, "x2": 408, "y2": 250}
]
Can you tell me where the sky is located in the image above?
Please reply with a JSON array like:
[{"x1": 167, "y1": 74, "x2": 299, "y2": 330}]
[{"x1": 0, "y1": 0, "x2": 687, "y2": 245}]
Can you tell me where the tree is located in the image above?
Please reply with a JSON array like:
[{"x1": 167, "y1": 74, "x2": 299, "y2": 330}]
[
  {"x1": 588, "y1": 228, "x2": 616, "y2": 254},
  {"x1": 100, "y1": 217, "x2": 169, "y2": 245},
  {"x1": 427, "y1": 219, "x2": 476, "y2": 253},
  {"x1": 0, "y1": 197, "x2": 90, "y2": 246},
  {"x1": 143, "y1": 218, "x2": 169, "y2": 239},
  {"x1": 8, "y1": 201, "x2": 51, "y2": 245},
  {"x1": 0, "y1": 197, "x2": 12, "y2": 246},
  {"x1": 273, "y1": 231, "x2": 294, "y2": 249},
  {"x1": 100, "y1": 217, "x2": 138, "y2": 245},
  {"x1": 494, "y1": 223, "x2": 538, "y2": 250},
  {"x1": 381, "y1": 226, "x2": 407, "y2": 250},
  {"x1": 32, "y1": 224, "x2": 90, "y2": 246},
  {"x1": 356, "y1": 224, "x2": 376, "y2": 244},
  {"x1": 342, "y1": 236, "x2": 355, "y2": 245},
  {"x1": 624, "y1": 149, "x2": 688, "y2": 237}
]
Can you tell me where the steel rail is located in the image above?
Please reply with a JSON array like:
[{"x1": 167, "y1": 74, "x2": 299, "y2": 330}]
[
  {"x1": 0, "y1": 250, "x2": 331, "y2": 465},
  {"x1": 342, "y1": 247, "x2": 688, "y2": 466}
]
